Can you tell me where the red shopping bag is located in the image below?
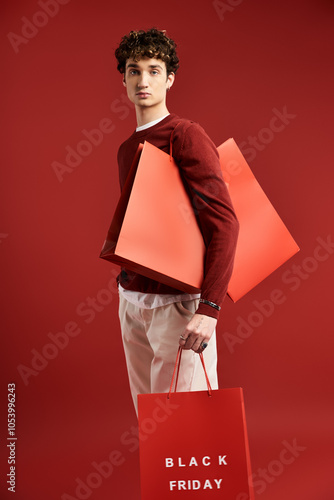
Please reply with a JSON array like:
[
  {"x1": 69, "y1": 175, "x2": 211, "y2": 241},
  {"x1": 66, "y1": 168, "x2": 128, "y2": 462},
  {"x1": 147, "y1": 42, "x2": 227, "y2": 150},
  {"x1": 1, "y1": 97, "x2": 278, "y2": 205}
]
[
  {"x1": 138, "y1": 348, "x2": 254, "y2": 499},
  {"x1": 218, "y1": 139, "x2": 299, "y2": 301},
  {"x1": 100, "y1": 140, "x2": 205, "y2": 293}
]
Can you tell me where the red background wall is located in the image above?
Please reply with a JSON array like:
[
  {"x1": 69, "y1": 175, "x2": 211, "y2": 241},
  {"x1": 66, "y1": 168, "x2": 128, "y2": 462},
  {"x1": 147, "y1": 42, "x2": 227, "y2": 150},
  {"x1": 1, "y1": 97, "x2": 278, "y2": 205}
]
[{"x1": 1, "y1": 0, "x2": 333, "y2": 498}]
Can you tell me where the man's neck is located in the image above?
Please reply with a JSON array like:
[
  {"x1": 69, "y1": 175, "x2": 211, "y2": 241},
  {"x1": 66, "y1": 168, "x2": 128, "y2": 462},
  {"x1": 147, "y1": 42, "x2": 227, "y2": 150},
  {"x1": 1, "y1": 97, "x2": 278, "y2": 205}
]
[{"x1": 135, "y1": 104, "x2": 170, "y2": 128}]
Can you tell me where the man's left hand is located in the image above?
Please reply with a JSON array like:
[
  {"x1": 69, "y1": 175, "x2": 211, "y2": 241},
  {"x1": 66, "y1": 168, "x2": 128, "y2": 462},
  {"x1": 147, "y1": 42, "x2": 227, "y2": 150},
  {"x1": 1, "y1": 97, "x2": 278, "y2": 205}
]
[{"x1": 179, "y1": 313, "x2": 217, "y2": 353}]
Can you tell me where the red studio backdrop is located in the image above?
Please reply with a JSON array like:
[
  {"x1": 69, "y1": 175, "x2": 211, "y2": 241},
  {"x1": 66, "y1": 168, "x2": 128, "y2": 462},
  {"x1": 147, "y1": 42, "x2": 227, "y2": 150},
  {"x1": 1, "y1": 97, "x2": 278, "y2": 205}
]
[{"x1": 1, "y1": 1, "x2": 333, "y2": 499}]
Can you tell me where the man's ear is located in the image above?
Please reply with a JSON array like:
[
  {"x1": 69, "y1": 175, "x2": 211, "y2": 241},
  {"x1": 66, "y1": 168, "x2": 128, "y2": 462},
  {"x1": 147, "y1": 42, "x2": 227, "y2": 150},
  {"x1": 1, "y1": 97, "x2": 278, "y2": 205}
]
[
  {"x1": 167, "y1": 71, "x2": 175, "y2": 90},
  {"x1": 123, "y1": 78, "x2": 126, "y2": 87}
]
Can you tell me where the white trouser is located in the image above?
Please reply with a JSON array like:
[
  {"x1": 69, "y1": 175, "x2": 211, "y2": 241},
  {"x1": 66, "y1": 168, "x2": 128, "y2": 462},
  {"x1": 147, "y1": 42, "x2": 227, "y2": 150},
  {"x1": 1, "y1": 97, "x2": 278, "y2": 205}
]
[{"x1": 118, "y1": 294, "x2": 218, "y2": 414}]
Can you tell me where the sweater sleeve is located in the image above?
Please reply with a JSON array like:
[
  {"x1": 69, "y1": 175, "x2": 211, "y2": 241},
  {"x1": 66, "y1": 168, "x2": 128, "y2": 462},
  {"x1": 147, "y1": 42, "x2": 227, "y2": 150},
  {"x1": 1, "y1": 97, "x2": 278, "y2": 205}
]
[{"x1": 172, "y1": 121, "x2": 239, "y2": 319}]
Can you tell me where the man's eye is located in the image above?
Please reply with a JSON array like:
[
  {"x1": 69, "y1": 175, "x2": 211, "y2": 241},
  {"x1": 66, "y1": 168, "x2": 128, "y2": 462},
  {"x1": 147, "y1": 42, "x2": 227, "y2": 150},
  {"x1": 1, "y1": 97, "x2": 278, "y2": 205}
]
[{"x1": 151, "y1": 70, "x2": 159, "y2": 75}]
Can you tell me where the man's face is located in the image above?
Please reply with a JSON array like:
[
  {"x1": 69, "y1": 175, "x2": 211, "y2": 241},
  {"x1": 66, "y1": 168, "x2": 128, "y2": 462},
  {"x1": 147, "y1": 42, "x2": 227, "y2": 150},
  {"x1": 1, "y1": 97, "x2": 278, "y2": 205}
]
[{"x1": 123, "y1": 56, "x2": 174, "y2": 109}]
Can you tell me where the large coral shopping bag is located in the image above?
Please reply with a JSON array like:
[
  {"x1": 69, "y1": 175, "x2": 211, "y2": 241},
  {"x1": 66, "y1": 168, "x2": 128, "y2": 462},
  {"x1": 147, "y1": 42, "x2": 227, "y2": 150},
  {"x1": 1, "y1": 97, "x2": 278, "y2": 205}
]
[
  {"x1": 138, "y1": 348, "x2": 254, "y2": 499},
  {"x1": 218, "y1": 139, "x2": 299, "y2": 301},
  {"x1": 100, "y1": 141, "x2": 205, "y2": 293}
]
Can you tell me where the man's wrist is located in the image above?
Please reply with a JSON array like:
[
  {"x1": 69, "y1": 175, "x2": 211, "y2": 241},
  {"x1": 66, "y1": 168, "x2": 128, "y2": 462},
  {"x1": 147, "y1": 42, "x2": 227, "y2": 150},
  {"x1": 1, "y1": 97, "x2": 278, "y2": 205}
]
[
  {"x1": 199, "y1": 298, "x2": 221, "y2": 311},
  {"x1": 196, "y1": 301, "x2": 221, "y2": 320}
]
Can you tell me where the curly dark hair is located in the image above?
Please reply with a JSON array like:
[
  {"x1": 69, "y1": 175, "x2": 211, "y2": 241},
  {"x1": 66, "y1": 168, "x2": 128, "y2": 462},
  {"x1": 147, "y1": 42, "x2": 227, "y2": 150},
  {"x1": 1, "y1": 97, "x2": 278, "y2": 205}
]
[{"x1": 115, "y1": 28, "x2": 179, "y2": 76}]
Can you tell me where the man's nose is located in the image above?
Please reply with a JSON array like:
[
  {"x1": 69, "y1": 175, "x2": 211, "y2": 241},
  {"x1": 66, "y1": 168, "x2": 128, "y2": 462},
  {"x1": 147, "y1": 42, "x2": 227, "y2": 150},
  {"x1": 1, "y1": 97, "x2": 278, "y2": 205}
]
[{"x1": 137, "y1": 73, "x2": 149, "y2": 87}]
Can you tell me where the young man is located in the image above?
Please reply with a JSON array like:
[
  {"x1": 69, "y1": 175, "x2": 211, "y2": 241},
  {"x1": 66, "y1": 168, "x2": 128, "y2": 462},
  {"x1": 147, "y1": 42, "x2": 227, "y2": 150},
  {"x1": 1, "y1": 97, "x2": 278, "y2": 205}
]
[{"x1": 114, "y1": 28, "x2": 239, "y2": 413}]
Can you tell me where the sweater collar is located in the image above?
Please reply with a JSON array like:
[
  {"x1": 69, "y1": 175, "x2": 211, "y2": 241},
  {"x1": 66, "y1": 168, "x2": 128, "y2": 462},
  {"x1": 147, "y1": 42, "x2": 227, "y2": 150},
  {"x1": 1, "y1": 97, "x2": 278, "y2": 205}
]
[{"x1": 130, "y1": 113, "x2": 178, "y2": 138}]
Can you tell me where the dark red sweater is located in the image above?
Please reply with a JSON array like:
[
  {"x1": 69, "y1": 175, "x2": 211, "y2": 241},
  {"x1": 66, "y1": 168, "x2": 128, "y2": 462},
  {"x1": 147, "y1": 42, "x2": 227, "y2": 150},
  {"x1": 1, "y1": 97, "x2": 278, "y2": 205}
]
[{"x1": 117, "y1": 113, "x2": 239, "y2": 319}]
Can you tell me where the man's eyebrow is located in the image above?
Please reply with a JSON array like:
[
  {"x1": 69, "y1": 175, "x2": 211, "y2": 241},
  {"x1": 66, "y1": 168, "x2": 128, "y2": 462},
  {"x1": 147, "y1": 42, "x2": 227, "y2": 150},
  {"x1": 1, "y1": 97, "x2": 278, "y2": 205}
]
[{"x1": 126, "y1": 63, "x2": 164, "y2": 70}]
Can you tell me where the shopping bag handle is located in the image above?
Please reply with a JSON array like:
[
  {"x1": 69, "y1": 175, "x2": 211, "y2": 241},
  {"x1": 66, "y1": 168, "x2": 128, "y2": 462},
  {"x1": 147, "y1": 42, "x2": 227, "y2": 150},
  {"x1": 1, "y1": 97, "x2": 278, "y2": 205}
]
[
  {"x1": 169, "y1": 123, "x2": 182, "y2": 161},
  {"x1": 168, "y1": 346, "x2": 213, "y2": 398}
]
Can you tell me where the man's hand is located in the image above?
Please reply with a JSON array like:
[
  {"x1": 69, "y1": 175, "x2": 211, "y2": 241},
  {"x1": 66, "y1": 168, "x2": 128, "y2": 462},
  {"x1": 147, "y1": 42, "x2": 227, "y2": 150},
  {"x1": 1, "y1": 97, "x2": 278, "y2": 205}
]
[{"x1": 179, "y1": 313, "x2": 217, "y2": 353}]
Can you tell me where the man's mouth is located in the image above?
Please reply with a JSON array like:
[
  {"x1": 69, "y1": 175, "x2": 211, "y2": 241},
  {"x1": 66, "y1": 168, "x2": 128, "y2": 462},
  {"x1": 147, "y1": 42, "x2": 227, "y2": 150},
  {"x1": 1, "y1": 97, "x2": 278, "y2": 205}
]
[{"x1": 136, "y1": 92, "x2": 151, "y2": 97}]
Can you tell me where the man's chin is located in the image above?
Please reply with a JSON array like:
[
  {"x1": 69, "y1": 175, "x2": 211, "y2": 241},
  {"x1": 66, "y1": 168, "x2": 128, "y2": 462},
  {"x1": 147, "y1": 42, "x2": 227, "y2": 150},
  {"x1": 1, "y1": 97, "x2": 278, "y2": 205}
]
[{"x1": 136, "y1": 101, "x2": 155, "y2": 109}]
